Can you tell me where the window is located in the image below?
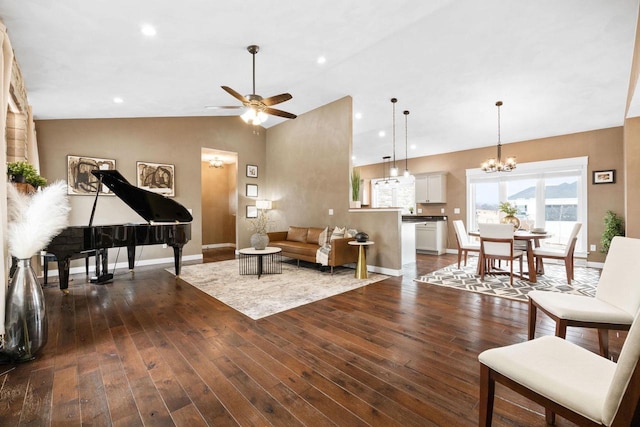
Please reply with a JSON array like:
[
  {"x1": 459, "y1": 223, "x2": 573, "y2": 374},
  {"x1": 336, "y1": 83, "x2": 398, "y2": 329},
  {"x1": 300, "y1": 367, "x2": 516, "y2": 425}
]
[
  {"x1": 371, "y1": 175, "x2": 415, "y2": 213},
  {"x1": 467, "y1": 157, "x2": 588, "y2": 255}
]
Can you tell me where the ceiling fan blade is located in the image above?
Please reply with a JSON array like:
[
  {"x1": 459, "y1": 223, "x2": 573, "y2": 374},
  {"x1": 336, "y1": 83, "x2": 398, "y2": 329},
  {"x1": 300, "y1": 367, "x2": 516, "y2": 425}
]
[
  {"x1": 204, "y1": 105, "x2": 243, "y2": 110},
  {"x1": 262, "y1": 93, "x2": 292, "y2": 106},
  {"x1": 221, "y1": 86, "x2": 249, "y2": 104},
  {"x1": 264, "y1": 107, "x2": 297, "y2": 119}
]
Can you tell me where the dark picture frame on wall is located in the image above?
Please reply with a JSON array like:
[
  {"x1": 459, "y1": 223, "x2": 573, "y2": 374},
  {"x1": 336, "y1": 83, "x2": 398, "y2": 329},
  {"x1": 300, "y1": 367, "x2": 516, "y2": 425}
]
[
  {"x1": 136, "y1": 161, "x2": 175, "y2": 197},
  {"x1": 66, "y1": 155, "x2": 116, "y2": 195},
  {"x1": 246, "y1": 205, "x2": 258, "y2": 218},
  {"x1": 246, "y1": 183, "x2": 258, "y2": 198},
  {"x1": 246, "y1": 164, "x2": 258, "y2": 178},
  {"x1": 593, "y1": 169, "x2": 615, "y2": 184}
]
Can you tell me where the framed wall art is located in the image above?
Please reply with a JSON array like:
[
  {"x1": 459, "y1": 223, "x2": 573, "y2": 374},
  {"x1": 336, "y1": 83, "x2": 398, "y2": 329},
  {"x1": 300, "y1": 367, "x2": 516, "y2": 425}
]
[
  {"x1": 67, "y1": 155, "x2": 116, "y2": 195},
  {"x1": 137, "y1": 161, "x2": 175, "y2": 196},
  {"x1": 246, "y1": 205, "x2": 258, "y2": 218},
  {"x1": 246, "y1": 164, "x2": 258, "y2": 178},
  {"x1": 593, "y1": 169, "x2": 615, "y2": 184},
  {"x1": 246, "y1": 184, "x2": 258, "y2": 198}
]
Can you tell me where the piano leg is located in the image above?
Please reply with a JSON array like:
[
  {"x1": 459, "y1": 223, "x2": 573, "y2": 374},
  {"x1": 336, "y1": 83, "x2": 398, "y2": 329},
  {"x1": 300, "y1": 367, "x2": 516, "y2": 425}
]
[
  {"x1": 57, "y1": 258, "x2": 71, "y2": 295},
  {"x1": 127, "y1": 245, "x2": 136, "y2": 277},
  {"x1": 172, "y1": 245, "x2": 184, "y2": 276}
]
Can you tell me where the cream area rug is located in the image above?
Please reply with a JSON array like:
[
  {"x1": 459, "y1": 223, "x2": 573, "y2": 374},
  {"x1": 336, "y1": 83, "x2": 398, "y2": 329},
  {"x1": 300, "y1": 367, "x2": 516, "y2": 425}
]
[
  {"x1": 169, "y1": 260, "x2": 387, "y2": 320},
  {"x1": 415, "y1": 258, "x2": 599, "y2": 302}
]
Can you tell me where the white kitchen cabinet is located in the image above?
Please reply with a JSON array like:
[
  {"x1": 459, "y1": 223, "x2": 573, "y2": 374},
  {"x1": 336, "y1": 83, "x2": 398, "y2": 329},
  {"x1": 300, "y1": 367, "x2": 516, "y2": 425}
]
[
  {"x1": 415, "y1": 172, "x2": 447, "y2": 203},
  {"x1": 415, "y1": 221, "x2": 447, "y2": 255}
]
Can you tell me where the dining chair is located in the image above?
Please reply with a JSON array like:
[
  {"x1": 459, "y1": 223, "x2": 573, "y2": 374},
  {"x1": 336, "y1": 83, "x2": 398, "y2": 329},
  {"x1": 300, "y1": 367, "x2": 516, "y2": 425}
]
[
  {"x1": 528, "y1": 236, "x2": 640, "y2": 359},
  {"x1": 478, "y1": 305, "x2": 640, "y2": 427},
  {"x1": 452, "y1": 220, "x2": 480, "y2": 268},
  {"x1": 478, "y1": 223, "x2": 524, "y2": 285},
  {"x1": 533, "y1": 222, "x2": 582, "y2": 284}
]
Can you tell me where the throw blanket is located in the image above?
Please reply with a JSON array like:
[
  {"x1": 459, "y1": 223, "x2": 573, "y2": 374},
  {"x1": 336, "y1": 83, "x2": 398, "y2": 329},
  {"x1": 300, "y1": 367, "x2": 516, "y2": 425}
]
[{"x1": 316, "y1": 244, "x2": 331, "y2": 266}]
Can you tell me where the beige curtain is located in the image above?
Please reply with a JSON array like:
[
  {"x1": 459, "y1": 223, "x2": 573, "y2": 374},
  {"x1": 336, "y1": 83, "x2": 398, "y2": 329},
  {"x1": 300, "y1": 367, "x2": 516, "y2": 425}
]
[{"x1": 0, "y1": 22, "x2": 15, "y2": 339}]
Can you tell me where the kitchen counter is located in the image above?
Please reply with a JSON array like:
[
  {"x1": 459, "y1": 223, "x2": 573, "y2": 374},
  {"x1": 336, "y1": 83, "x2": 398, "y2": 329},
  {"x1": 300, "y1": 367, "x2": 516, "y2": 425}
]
[{"x1": 402, "y1": 215, "x2": 448, "y2": 223}]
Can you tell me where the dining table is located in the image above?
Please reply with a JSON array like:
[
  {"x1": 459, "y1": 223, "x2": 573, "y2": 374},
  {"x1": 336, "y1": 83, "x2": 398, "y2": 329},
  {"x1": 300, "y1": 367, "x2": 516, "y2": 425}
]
[{"x1": 469, "y1": 229, "x2": 551, "y2": 283}]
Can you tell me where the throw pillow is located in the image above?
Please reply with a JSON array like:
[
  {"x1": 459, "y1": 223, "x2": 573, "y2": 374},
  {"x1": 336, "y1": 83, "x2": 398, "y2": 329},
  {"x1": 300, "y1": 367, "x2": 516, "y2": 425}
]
[
  {"x1": 318, "y1": 226, "x2": 328, "y2": 246},
  {"x1": 330, "y1": 226, "x2": 346, "y2": 241},
  {"x1": 346, "y1": 228, "x2": 358, "y2": 238}
]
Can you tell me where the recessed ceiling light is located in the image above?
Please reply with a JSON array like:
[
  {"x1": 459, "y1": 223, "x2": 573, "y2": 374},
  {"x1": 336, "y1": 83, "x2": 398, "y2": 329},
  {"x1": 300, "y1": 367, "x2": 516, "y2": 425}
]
[
  {"x1": 378, "y1": 131, "x2": 386, "y2": 138},
  {"x1": 113, "y1": 97, "x2": 124, "y2": 104},
  {"x1": 140, "y1": 24, "x2": 157, "y2": 37},
  {"x1": 410, "y1": 144, "x2": 417, "y2": 149},
  {"x1": 317, "y1": 56, "x2": 326, "y2": 64},
  {"x1": 354, "y1": 112, "x2": 362, "y2": 120}
]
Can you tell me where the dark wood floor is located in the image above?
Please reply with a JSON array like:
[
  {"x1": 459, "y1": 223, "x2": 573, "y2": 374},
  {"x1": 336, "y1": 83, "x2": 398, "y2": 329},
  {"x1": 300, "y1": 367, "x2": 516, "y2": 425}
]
[{"x1": 0, "y1": 249, "x2": 623, "y2": 426}]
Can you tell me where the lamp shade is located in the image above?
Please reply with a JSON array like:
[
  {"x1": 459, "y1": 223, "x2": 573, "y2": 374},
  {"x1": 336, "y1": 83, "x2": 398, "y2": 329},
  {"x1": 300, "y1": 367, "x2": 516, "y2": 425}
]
[{"x1": 256, "y1": 199, "x2": 272, "y2": 210}]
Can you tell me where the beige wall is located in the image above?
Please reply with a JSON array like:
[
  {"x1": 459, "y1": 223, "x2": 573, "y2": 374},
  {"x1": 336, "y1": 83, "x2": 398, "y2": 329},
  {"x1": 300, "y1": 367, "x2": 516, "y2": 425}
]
[
  {"x1": 201, "y1": 160, "x2": 236, "y2": 246},
  {"x1": 36, "y1": 116, "x2": 267, "y2": 265},
  {"x1": 265, "y1": 96, "x2": 402, "y2": 272},
  {"x1": 359, "y1": 127, "x2": 625, "y2": 263}
]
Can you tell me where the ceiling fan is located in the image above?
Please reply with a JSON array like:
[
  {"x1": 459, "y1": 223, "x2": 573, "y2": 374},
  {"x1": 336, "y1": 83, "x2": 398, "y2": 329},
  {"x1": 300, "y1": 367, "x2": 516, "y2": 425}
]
[{"x1": 207, "y1": 45, "x2": 297, "y2": 124}]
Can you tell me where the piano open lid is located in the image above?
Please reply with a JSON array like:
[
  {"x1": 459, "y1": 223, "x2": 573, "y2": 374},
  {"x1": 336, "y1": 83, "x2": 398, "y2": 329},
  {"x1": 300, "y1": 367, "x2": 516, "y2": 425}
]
[{"x1": 92, "y1": 170, "x2": 193, "y2": 223}]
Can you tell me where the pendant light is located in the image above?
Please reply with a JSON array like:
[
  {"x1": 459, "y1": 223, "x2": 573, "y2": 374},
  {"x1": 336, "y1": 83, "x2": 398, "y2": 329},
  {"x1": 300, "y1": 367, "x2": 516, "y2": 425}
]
[
  {"x1": 403, "y1": 110, "x2": 412, "y2": 178},
  {"x1": 481, "y1": 101, "x2": 516, "y2": 172},
  {"x1": 389, "y1": 98, "x2": 399, "y2": 177}
]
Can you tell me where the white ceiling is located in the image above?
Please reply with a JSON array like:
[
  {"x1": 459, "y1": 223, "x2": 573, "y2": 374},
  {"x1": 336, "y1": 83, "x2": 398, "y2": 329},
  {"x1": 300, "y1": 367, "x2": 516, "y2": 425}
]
[{"x1": 1, "y1": 0, "x2": 638, "y2": 166}]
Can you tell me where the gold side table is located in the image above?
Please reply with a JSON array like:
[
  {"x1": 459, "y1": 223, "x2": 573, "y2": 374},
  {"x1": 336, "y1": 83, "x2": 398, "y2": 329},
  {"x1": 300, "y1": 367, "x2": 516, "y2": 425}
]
[{"x1": 348, "y1": 241, "x2": 375, "y2": 279}]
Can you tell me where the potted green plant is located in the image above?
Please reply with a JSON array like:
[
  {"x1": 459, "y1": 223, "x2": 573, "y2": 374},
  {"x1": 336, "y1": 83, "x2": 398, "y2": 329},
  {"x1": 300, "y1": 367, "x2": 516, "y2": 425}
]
[
  {"x1": 26, "y1": 172, "x2": 47, "y2": 189},
  {"x1": 350, "y1": 169, "x2": 361, "y2": 209},
  {"x1": 499, "y1": 201, "x2": 520, "y2": 230},
  {"x1": 601, "y1": 210, "x2": 624, "y2": 254},
  {"x1": 7, "y1": 161, "x2": 37, "y2": 184}
]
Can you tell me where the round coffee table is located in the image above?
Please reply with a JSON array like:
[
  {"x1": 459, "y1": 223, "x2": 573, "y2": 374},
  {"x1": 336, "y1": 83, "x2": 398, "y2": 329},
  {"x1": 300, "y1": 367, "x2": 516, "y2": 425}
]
[{"x1": 238, "y1": 247, "x2": 282, "y2": 279}]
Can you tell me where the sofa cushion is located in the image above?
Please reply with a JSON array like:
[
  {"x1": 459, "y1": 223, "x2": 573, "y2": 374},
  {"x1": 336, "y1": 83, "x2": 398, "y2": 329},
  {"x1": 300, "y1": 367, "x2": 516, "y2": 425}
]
[
  {"x1": 272, "y1": 241, "x2": 316, "y2": 257},
  {"x1": 286, "y1": 226, "x2": 308, "y2": 243},
  {"x1": 307, "y1": 227, "x2": 326, "y2": 245}
]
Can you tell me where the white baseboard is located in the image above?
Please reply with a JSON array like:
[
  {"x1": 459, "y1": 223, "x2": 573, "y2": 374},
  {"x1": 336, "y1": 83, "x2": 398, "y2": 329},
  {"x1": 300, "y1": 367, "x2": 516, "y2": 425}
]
[{"x1": 46, "y1": 254, "x2": 204, "y2": 277}]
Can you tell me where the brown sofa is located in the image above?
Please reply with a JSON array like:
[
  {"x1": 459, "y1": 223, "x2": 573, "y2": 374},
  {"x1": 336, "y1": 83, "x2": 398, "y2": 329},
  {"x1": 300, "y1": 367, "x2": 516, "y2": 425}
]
[{"x1": 268, "y1": 226, "x2": 358, "y2": 273}]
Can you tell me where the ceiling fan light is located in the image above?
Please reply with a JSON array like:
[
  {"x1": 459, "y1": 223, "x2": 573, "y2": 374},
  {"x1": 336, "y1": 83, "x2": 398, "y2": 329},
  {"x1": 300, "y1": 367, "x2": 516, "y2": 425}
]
[{"x1": 241, "y1": 108, "x2": 267, "y2": 125}]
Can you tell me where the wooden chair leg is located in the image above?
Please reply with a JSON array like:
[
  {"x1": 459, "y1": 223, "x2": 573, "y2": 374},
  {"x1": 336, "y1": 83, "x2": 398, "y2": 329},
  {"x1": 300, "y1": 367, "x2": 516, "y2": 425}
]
[
  {"x1": 479, "y1": 364, "x2": 495, "y2": 427},
  {"x1": 545, "y1": 408, "x2": 556, "y2": 425},
  {"x1": 464, "y1": 250, "x2": 468, "y2": 266},
  {"x1": 564, "y1": 258, "x2": 572, "y2": 284},
  {"x1": 556, "y1": 320, "x2": 568, "y2": 339},
  {"x1": 457, "y1": 249, "x2": 462, "y2": 268},
  {"x1": 528, "y1": 300, "x2": 537, "y2": 340},
  {"x1": 598, "y1": 329, "x2": 610, "y2": 359}
]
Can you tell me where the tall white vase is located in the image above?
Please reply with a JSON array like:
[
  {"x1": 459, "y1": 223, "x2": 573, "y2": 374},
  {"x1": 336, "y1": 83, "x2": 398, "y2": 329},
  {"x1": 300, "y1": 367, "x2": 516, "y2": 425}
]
[{"x1": 2, "y1": 258, "x2": 48, "y2": 362}]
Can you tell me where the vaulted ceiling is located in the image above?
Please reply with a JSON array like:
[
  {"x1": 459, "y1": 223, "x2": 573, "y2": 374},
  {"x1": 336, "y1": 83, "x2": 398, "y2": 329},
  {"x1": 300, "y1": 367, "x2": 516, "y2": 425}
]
[{"x1": 1, "y1": 0, "x2": 638, "y2": 166}]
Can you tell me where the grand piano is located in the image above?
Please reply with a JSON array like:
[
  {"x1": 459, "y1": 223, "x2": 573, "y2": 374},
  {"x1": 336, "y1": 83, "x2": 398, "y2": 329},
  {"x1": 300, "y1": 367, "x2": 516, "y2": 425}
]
[{"x1": 46, "y1": 169, "x2": 192, "y2": 292}]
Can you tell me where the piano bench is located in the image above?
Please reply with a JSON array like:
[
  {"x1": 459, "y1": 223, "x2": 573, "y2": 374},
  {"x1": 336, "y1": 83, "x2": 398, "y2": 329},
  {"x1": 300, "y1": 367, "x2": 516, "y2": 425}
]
[{"x1": 43, "y1": 250, "x2": 97, "y2": 285}]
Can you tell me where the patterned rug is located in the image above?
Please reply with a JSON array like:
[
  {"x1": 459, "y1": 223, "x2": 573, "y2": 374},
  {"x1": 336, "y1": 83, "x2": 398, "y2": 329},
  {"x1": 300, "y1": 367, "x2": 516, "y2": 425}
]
[
  {"x1": 169, "y1": 260, "x2": 387, "y2": 320},
  {"x1": 415, "y1": 258, "x2": 599, "y2": 302}
]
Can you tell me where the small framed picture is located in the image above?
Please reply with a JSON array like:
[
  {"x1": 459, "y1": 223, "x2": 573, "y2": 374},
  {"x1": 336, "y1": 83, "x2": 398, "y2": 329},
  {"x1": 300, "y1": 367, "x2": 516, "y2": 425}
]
[
  {"x1": 246, "y1": 184, "x2": 258, "y2": 197},
  {"x1": 246, "y1": 164, "x2": 258, "y2": 178},
  {"x1": 246, "y1": 205, "x2": 258, "y2": 218},
  {"x1": 593, "y1": 169, "x2": 615, "y2": 184}
]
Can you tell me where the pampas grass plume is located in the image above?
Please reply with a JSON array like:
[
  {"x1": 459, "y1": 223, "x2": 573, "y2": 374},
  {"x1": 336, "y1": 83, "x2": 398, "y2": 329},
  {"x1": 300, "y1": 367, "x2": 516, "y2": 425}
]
[{"x1": 7, "y1": 180, "x2": 71, "y2": 259}]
